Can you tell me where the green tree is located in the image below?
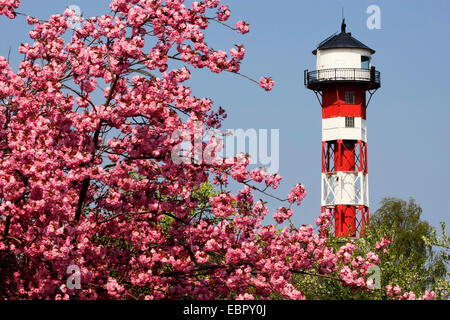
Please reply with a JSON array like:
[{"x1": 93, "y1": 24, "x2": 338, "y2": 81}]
[
  {"x1": 369, "y1": 197, "x2": 447, "y2": 292},
  {"x1": 370, "y1": 198, "x2": 432, "y2": 264}
]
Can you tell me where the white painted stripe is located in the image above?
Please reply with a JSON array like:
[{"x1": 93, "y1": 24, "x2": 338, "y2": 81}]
[{"x1": 322, "y1": 117, "x2": 367, "y2": 142}]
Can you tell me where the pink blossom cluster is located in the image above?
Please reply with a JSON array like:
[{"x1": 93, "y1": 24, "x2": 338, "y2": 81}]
[
  {"x1": 287, "y1": 184, "x2": 306, "y2": 206},
  {"x1": 259, "y1": 77, "x2": 275, "y2": 91},
  {"x1": 230, "y1": 45, "x2": 245, "y2": 61},
  {"x1": 315, "y1": 209, "x2": 332, "y2": 228},
  {"x1": 234, "y1": 167, "x2": 282, "y2": 189},
  {"x1": 336, "y1": 249, "x2": 378, "y2": 288},
  {"x1": 374, "y1": 237, "x2": 393, "y2": 254},
  {"x1": 216, "y1": 5, "x2": 231, "y2": 21},
  {"x1": 210, "y1": 193, "x2": 236, "y2": 218},
  {"x1": 0, "y1": 0, "x2": 19, "y2": 19},
  {"x1": 235, "y1": 20, "x2": 249, "y2": 34},
  {"x1": 273, "y1": 207, "x2": 293, "y2": 224},
  {"x1": 386, "y1": 285, "x2": 435, "y2": 300},
  {"x1": 340, "y1": 265, "x2": 367, "y2": 287},
  {"x1": 337, "y1": 243, "x2": 357, "y2": 264}
]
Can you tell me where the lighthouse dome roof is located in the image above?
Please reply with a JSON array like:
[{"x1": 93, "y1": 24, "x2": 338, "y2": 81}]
[{"x1": 313, "y1": 20, "x2": 375, "y2": 55}]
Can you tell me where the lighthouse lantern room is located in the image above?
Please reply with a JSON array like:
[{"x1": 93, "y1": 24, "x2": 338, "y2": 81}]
[{"x1": 304, "y1": 19, "x2": 381, "y2": 237}]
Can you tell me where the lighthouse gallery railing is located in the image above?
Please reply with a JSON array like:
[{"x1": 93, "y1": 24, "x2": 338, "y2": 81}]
[{"x1": 304, "y1": 67, "x2": 381, "y2": 87}]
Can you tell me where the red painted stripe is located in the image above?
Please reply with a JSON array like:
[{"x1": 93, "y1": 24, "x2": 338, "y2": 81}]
[
  {"x1": 322, "y1": 104, "x2": 366, "y2": 119},
  {"x1": 321, "y1": 86, "x2": 367, "y2": 119}
]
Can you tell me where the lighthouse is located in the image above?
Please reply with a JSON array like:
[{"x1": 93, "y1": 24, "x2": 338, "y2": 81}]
[{"x1": 304, "y1": 20, "x2": 381, "y2": 237}]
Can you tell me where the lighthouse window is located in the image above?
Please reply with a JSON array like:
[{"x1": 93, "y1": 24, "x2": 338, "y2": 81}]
[
  {"x1": 345, "y1": 91, "x2": 355, "y2": 104},
  {"x1": 361, "y1": 56, "x2": 370, "y2": 69},
  {"x1": 345, "y1": 117, "x2": 355, "y2": 128}
]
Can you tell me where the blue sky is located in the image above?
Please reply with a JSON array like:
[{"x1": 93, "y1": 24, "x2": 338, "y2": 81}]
[{"x1": 0, "y1": 0, "x2": 449, "y2": 231}]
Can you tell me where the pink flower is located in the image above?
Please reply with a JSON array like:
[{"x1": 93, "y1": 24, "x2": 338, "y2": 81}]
[
  {"x1": 230, "y1": 45, "x2": 245, "y2": 61},
  {"x1": 105, "y1": 278, "x2": 125, "y2": 298},
  {"x1": 205, "y1": 0, "x2": 220, "y2": 8},
  {"x1": 288, "y1": 184, "x2": 306, "y2": 205},
  {"x1": 375, "y1": 237, "x2": 392, "y2": 251},
  {"x1": 259, "y1": 76, "x2": 275, "y2": 91},
  {"x1": 0, "y1": 0, "x2": 20, "y2": 19},
  {"x1": 315, "y1": 209, "x2": 332, "y2": 227},
  {"x1": 273, "y1": 207, "x2": 293, "y2": 224},
  {"x1": 366, "y1": 251, "x2": 379, "y2": 264},
  {"x1": 26, "y1": 15, "x2": 38, "y2": 25},
  {"x1": 231, "y1": 164, "x2": 249, "y2": 182},
  {"x1": 195, "y1": 251, "x2": 209, "y2": 264},
  {"x1": 216, "y1": 5, "x2": 231, "y2": 22},
  {"x1": 337, "y1": 243, "x2": 356, "y2": 263},
  {"x1": 386, "y1": 285, "x2": 393, "y2": 297},
  {"x1": 235, "y1": 20, "x2": 250, "y2": 34},
  {"x1": 422, "y1": 290, "x2": 436, "y2": 300},
  {"x1": 393, "y1": 285, "x2": 401, "y2": 295},
  {"x1": 237, "y1": 293, "x2": 255, "y2": 300},
  {"x1": 81, "y1": 78, "x2": 97, "y2": 93},
  {"x1": 250, "y1": 168, "x2": 264, "y2": 183},
  {"x1": 63, "y1": 7, "x2": 75, "y2": 17},
  {"x1": 264, "y1": 173, "x2": 282, "y2": 189},
  {"x1": 210, "y1": 193, "x2": 236, "y2": 218}
]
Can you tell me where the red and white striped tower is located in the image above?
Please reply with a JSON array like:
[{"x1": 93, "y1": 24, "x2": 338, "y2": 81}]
[{"x1": 305, "y1": 20, "x2": 381, "y2": 237}]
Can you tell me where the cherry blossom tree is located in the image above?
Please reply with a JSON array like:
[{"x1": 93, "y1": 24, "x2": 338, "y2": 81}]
[{"x1": 0, "y1": 0, "x2": 434, "y2": 300}]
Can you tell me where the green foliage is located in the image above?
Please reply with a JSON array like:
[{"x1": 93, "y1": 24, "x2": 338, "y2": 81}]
[
  {"x1": 190, "y1": 182, "x2": 221, "y2": 224},
  {"x1": 370, "y1": 198, "x2": 431, "y2": 265},
  {"x1": 369, "y1": 197, "x2": 447, "y2": 293},
  {"x1": 423, "y1": 222, "x2": 450, "y2": 251},
  {"x1": 191, "y1": 182, "x2": 218, "y2": 213},
  {"x1": 423, "y1": 222, "x2": 450, "y2": 299}
]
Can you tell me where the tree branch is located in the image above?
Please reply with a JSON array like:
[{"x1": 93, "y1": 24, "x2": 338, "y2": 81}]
[
  {"x1": 242, "y1": 181, "x2": 287, "y2": 202},
  {"x1": 290, "y1": 269, "x2": 342, "y2": 282},
  {"x1": 74, "y1": 75, "x2": 119, "y2": 223}
]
